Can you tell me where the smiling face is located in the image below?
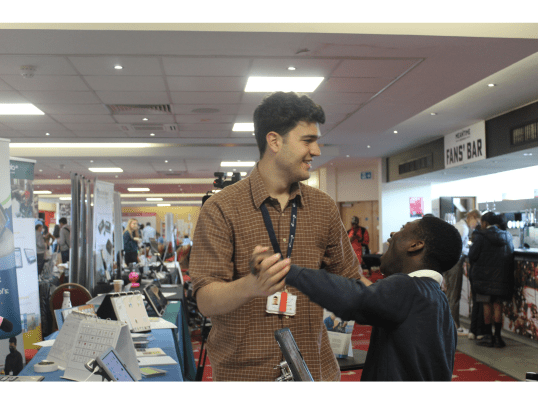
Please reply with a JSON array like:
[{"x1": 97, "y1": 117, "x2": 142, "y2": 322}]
[
  {"x1": 380, "y1": 220, "x2": 421, "y2": 276},
  {"x1": 130, "y1": 220, "x2": 138, "y2": 231},
  {"x1": 275, "y1": 121, "x2": 321, "y2": 183}
]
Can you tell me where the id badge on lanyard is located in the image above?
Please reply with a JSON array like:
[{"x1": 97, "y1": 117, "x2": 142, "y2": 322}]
[{"x1": 261, "y1": 198, "x2": 298, "y2": 316}]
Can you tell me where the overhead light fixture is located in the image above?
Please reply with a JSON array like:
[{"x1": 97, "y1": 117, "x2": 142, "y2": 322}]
[
  {"x1": 488, "y1": 83, "x2": 496, "y2": 87},
  {"x1": 10, "y1": 143, "x2": 151, "y2": 148},
  {"x1": 90, "y1": 160, "x2": 94, "y2": 163},
  {"x1": 114, "y1": 65, "x2": 123, "y2": 70},
  {"x1": 430, "y1": 112, "x2": 437, "y2": 116},
  {"x1": 88, "y1": 167, "x2": 123, "y2": 173},
  {"x1": 252, "y1": 133, "x2": 255, "y2": 136},
  {"x1": 164, "y1": 160, "x2": 168, "y2": 163},
  {"x1": 287, "y1": 66, "x2": 296, "y2": 71},
  {"x1": 157, "y1": 203, "x2": 171, "y2": 207},
  {"x1": 169, "y1": 169, "x2": 172, "y2": 171},
  {"x1": 232, "y1": 123, "x2": 255, "y2": 132},
  {"x1": 524, "y1": 153, "x2": 533, "y2": 156},
  {"x1": 127, "y1": 188, "x2": 150, "y2": 192},
  {"x1": 226, "y1": 172, "x2": 248, "y2": 177},
  {"x1": 38, "y1": 169, "x2": 43, "y2": 172},
  {"x1": 34, "y1": 190, "x2": 52, "y2": 194},
  {"x1": 143, "y1": 118, "x2": 148, "y2": 121},
  {"x1": 346, "y1": 155, "x2": 350, "y2": 158},
  {"x1": 244, "y1": 77, "x2": 324, "y2": 92},
  {"x1": 0, "y1": 103, "x2": 45, "y2": 115},
  {"x1": 59, "y1": 197, "x2": 72, "y2": 200},
  {"x1": 45, "y1": 132, "x2": 50, "y2": 136},
  {"x1": 57, "y1": 175, "x2": 61, "y2": 178},
  {"x1": 367, "y1": 145, "x2": 371, "y2": 148},
  {"x1": 150, "y1": 133, "x2": 155, "y2": 137},
  {"x1": 220, "y1": 161, "x2": 256, "y2": 167},
  {"x1": 146, "y1": 198, "x2": 163, "y2": 201},
  {"x1": 393, "y1": 130, "x2": 398, "y2": 134}
]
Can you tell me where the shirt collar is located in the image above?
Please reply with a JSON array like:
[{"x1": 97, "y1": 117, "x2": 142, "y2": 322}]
[
  {"x1": 407, "y1": 269, "x2": 443, "y2": 285},
  {"x1": 249, "y1": 164, "x2": 304, "y2": 209}
]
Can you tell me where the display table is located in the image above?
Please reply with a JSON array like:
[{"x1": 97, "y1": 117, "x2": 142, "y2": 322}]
[{"x1": 337, "y1": 349, "x2": 368, "y2": 371}]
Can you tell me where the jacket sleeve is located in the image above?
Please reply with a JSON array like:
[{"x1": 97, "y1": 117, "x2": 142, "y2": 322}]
[
  {"x1": 468, "y1": 231, "x2": 484, "y2": 266},
  {"x1": 286, "y1": 265, "x2": 413, "y2": 327}
]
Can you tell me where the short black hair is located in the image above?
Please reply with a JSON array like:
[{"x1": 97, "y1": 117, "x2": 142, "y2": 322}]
[
  {"x1": 481, "y1": 211, "x2": 496, "y2": 226},
  {"x1": 253, "y1": 92, "x2": 325, "y2": 158},
  {"x1": 35, "y1": 224, "x2": 43, "y2": 231},
  {"x1": 414, "y1": 216, "x2": 462, "y2": 273},
  {"x1": 146, "y1": 222, "x2": 151, "y2": 226},
  {"x1": 9, "y1": 337, "x2": 16, "y2": 344},
  {"x1": 59, "y1": 217, "x2": 67, "y2": 225}
]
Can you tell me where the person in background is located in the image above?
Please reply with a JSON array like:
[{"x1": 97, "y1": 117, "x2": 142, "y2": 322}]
[
  {"x1": 156, "y1": 232, "x2": 164, "y2": 244},
  {"x1": 52, "y1": 223, "x2": 61, "y2": 252},
  {"x1": 4, "y1": 337, "x2": 23, "y2": 376},
  {"x1": 58, "y1": 217, "x2": 71, "y2": 264},
  {"x1": 123, "y1": 218, "x2": 141, "y2": 266},
  {"x1": 35, "y1": 223, "x2": 46, "y2": 275},
  {"x1": 182, "y1": 234, "x2": 192, "y2": 247},
  {"x1": 468, "y1": 221, "x2": 487, "y2": 340},
  {"x1": 142, "y1": 222, "x2": 156, "y2": 248},
  {"x1": 469, "y1": 212, "x2": 515, "y2": 348},
  {"x1": 253, "y1": 215, "x2": 461, "y2": 381},
  {"x1": 42, "y1": 224, "x2": 55, "y2": 249},
  {"x1": 443, "y1": 209, "x2": 481, "y2": 335},
  {"x1": 348, "y1": 216, "x2": 370, "y2": 265}
]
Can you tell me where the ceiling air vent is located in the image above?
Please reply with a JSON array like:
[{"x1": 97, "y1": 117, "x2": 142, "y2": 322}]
[
  {"x1": 107, "y1": 104, "x2": 172, "y2": 115},
  {"x1": 118, "y1": 123, "x2": 179, "y2": 132}
]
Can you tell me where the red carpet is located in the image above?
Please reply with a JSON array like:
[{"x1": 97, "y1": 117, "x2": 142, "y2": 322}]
[{"x1": 191, "y1": 324, "x2": 517, "y2": 381}]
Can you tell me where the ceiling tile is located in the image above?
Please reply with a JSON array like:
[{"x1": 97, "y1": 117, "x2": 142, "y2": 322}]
[
  {"x1": 0, "y1": 56, "x2": 78, "y2": 75},
  {"x1": 0, "y1": 91, "x2": 33, "y2": 103},
  {"x1": 20, "y1": 91, "x2": 102, "y2": 104},
  {"x1": 126, "y1": 132, "x2": 179, "y2": 138},
  {"x1": 113, "y1": 115, "x2": 176, "y2": 124},
  {"x1": 85, "y1": 76, "x2": 167, "y2": 92},
  {"x1": 321, "y1": 104, "x2": 362, "y2": 115},
  {"x1": 15, "y1": 130, "x2": 76, "y2": 138},
  {"x1": 2, "y1": 122, "x2": 67, "y2": 131},
  {"x1": 51, "y1": 115, "x2": 116, "y2": 124},
  {"x1": 68, "y1": 56, "x2": 162, "y2": 76},
  {"x1": 167, "y1": 76, "x2": 246, "y2": 92},
  {"x1": 0, "y1": 114, "x2": 57, "y2": 123},
  {"x1": 311, "y1": 92, "x2": 375, "y2": 105},
  {"x1": 62, "y1": 123, "x2": 121, "y2": 131},
  {"x1": 331, "y1": 59, "x2": 418, "y2": 78},
  {"x1": 180, "y1": 123, "x2": 232, "y2": 131},
  {"x1": 176, "y1": 114, "x2": 235, "y2": 124},
  {"x1": 162, "y1": 57, "x2": 251, "y2": 76},
  {"x1": 0, "y1": 79, "x2": 14, "y2": 91},
  {"x1": 0, "y1": 129, "x2": 25, "y2": 139},
  {"x1": 73, "y1": 131, "x2": 130, "y2": 138},
  {"x1": 317, "y1": 77, "x2": 394, "y2": 93},
  {"x1": 1, "y1": 75, "x2": 89, "y2": 91},
  {"x1": 178, "y1": 131, "x2": 231, "y2": 138},
  {"x1": 172, "y1": 104, "x2": 239, "y2": 115},
  {"x1": 95, "y1": 91, "x2": 169, "y2": 105},
  {"x1": 35, "y1": 104, "x2": 110, "y2": 115},
  {"x1": 170, "y1": 91, "x2": 242, "y2": 104},
  {"x1": 248, "y1": 58, "x2": 339, "y2": 77}
]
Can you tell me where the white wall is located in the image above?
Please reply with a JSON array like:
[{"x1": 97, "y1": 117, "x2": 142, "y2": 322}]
[
  {"x1": 380, "y1": 180, "x2": 433, "y2": 249},
  {"x1": 335, "y1": 160, "x2": 381, "y2": 202}
]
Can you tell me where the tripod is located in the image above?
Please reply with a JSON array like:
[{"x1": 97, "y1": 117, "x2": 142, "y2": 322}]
[{"x1": 195, "y1": 316, "x2": 212, "y2": 381}]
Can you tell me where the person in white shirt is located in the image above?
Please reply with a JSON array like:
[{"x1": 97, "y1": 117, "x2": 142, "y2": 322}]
[
  {"x1": 142, "y1": 222, "x2": 156, "y2": 247},
  {"x1": 443, "y1": 209, "x2": 481, "y2": 334}
]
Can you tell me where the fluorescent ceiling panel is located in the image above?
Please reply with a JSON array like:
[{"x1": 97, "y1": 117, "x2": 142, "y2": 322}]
[
  {"x1": 244, "y1": 77, "x2": 324, "y2": 92},
  {"x1": 232, "y1": 123, "x2": 254, "y2": 132},
  {"x1": 89, "y1": 167, "x2": 123, "y2": 173},
  {"x1": 0, "y1": 104, "x2": 44, "y2": 115},
  {"x1": 220, "y1": 161, "x2": 256, "y2": 167}
]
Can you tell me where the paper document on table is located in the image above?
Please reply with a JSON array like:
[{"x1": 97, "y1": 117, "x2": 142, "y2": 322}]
[
  {"x1": 137, "y1": 355, "x2": 177, "y2": 367},
  {"x1": 136, "y1": 347, "x2": 166, "y2": 357},
  {"x1": 162, "y1": 292, "x2": 177, "y2": 298},
  {"x1": 34, "y1": 340, "x2": 55, "y2": 347},
  {"x1": 149, "y1": 317, "x2": 177, "y2": 329}
]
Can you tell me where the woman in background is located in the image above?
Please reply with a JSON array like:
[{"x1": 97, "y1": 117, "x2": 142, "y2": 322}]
[{"x1": 123, "y1": 218, "x2": 141, "y2": 266}]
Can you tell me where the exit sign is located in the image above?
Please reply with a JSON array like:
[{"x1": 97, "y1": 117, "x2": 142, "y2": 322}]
[{"x1": 361, "y1": 171, "x2": 372, "y2": 180}]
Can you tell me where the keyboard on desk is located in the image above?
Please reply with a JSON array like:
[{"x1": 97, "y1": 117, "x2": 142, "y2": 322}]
[{"x1": 0, "y1": 375, "x2": 45, "y2": 382}]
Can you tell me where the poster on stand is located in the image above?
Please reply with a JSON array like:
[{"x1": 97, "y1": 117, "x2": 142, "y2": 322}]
[
  {"x1": 409, "y1": 197, "x2": 424, "y2": 218},
  {"x1": 9, "y1": 158, "x2": 41, "y2": 357},
  {"x1": 93, "y1": 180, "x2": 115, "y2": 282}
]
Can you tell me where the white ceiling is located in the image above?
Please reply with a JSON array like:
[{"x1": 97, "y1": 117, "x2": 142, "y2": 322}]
[{"x1": 2, "y1": 25, "x2": 538, "y2": 204}]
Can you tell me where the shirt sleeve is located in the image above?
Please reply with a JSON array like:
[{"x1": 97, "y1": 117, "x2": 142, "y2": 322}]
[
  {"x1": 286, "y1": 265, "x2": 413, "y2": 327},
  {"x1": 321, "y1": 199, "x2": 361, "y2": 279},
  {"x1": 189, "y1": 197, "x2": 235, "y2": 296},
  {"x1": 362, "y1": 228, "x2": 370, "y2": 246}
]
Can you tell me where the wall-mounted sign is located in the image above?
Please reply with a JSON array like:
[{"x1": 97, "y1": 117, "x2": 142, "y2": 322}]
[
  {"x1": 409, "y1": 197, "x2": 424, "y2": 218},
  {"x1": 444, "y1": 121, "x2": 486, "y2": 168},
  {"x1": 360, "y1": 171, "x2": 372, "y2": 180}
]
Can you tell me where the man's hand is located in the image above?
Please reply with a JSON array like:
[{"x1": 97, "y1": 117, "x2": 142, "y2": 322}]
[{"x1": 246, "y1": 245, "x2": 291, "y2": 298}]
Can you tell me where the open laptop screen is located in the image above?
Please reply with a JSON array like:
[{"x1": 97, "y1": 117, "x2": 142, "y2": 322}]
[{"x1": 143, "y1": 284, "x2": 168, "y2": 316}]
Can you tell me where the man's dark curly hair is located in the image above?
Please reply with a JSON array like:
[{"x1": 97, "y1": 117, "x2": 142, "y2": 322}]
[
  {"x1": 253, "y1": 92, "x2": 325, "y2": 158},
  {"x1": 413, "y1": 216, "x2": 462, "y2": 273}
]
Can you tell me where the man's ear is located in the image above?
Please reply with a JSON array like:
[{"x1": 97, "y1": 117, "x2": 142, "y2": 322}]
[
  {"x1": 266, "y1": 131, "x2": 282, "y2": 154},
  {"x1": 407, "y1": 240, "x2": 425, "y2": 253}
]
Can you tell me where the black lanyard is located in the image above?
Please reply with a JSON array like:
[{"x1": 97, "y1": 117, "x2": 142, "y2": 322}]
[{"x1": 260, "y1": 198, "x2": 297, "y2": 259}]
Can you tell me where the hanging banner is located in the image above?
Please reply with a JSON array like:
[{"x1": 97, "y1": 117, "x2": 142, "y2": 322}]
[
  {"x1": 444, "y1": 121, "x2": 486, "y2": 168},
  {"x1": 0, "y1": 140, "x2": 22, "y2": 340},
  {"x1": 10, "y1": 157, "x2": 41, "y2": 357},
  {"x1": 93, "y1": 180, "x2": 115, "y2": 282}
]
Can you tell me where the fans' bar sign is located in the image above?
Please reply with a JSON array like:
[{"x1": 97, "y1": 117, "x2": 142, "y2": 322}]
[{"x1": 444, "y1": 121, "x2": 486, "y2": 169}]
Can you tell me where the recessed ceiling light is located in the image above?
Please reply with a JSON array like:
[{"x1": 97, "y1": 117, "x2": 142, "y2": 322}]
[
  {"x1": 252, "y1": 133, "x2": 255, "y2": 136},
  {"x1": 367, "y1": 145, "x2": 371, "y2": 148},
  {"x1": 220, "y1": 161, "x2": 256, "y2": 167},
  {"x1": 90, "y1": 160, "x2": 94, "y2": 163},
  {"x1": 393, "y1": 130, "x2": 398, "y2": 134},
  {"x1": 88, "y1": 167, "x2": 123, "y2": 173},
  {"x1": 430, "y1": 112, "x2": 437, "y2": 116},
  {"x1": 45, "y1": 132, "x2": 50, "y2": 136},
  {"x1": 128, "y1": 188, "x2": 150, "y2": 192},
  {"x1": 288, "y1": 66, "x2": 296, "y2": 71},
  {"x1": 244, "y1": 77, "x2": 324, "y2": 92},
  {"x1": 34, "y1": 190, "x2": 52, "y2": 194},
  {"x1": 164, "y1": 160, "x2": 168, "y2": 163},
  {"x1": 0, "y1": 104, "x2": 45, "y2": 115},
  {"x1": 150, "y1": 133, "x2": 155, "y2": 137},
  {"x1": 115, "y1": 175, "x2": 118, "y2": 178},
  {"x1": 143, "y1": 118, "x2": 148, "y2": 121},
  {"x1": 232, "y1": 123, "x2": 254, "y2": 132},
  {"x1": 39, "y1": 169, "x2": 43, "y2": 172},
  {"x1": 346, "y1": 155, "x2": 350, "y2": 158},
  {"x1": 524, "y1": 153, "x2": 533, "y2": 156},
  {"x1": 488, "y1": 83, "x2": 496, "y2": 87},
  {"x1": 114, "y1": 65, "x2": 123, "y2": 70},
  {"x1": 157, "y1": 204, "x2": 171, "y2": 207},
  {"x1": 146, "y1": 198, "x2": 163, "y2": 201},
  {"x1": 169, "y1": 169, "x2": 172, "y2": 171},
  {"x1": 57, "y1": 175, "x2": 61, "y2": 178},
  {"x1": 59, "y1": 197, "x2": 72, "y2": 200}
]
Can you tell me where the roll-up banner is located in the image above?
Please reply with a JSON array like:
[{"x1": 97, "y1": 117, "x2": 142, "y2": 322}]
[
  {"x1": 0, "y1": 139, "x2": 22, "y2": 341},
  {"x1": 9, "y1": 157, "x2": 41, "y2": 358},
  {"x1": 113, "y1": 191, "x2": 123, "y2": 278},
  {"x1": 93, "y1": 180, "x2": 115, "y2": 283}
]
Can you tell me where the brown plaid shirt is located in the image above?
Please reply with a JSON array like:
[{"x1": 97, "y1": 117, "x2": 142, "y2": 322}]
[{"x1": 190, "y1": 166, "x2": 361, "y2": 381}]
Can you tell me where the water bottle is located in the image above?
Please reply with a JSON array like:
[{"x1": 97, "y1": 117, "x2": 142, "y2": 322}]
[{"x1": 61, "y1": 291, "x2": 72, "y2": 309}]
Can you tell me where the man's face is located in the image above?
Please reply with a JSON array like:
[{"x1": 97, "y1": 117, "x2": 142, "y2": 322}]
[
  {"x1": 275, "y1": 121, "x2": 321, "y2": 183},
  {"x1": 9, "y1": 342, "x2": 16, "y2": 350},
  {"x1": 469, "y1": 217, "x2": 479, "y2": 230},
  {"x1": 380, "y1": 220, "x2": 421, "y2": 276}
]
